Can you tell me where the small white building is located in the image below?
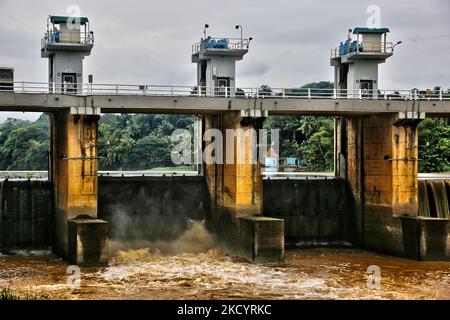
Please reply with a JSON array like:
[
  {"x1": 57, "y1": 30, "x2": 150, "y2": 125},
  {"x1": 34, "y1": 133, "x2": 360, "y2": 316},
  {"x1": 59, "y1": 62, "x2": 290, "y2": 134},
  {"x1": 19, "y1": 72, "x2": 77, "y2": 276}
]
[
  {"x1": 330, "y1": 27, "x2": 394, "y2": 99},
  {"x1": 41, "y1": 15, "x2": 94, "y2": 94},
  {"x1": 191, "y1": 27, "x2": 251, "y2": 97}
]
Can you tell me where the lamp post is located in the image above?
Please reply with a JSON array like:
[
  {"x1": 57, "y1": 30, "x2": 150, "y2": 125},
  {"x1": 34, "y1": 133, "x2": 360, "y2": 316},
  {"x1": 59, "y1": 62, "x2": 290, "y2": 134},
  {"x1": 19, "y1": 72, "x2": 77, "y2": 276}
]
[
  {"x1": 235, "y1": 25, "x2": 243, "y2": 42},
  {"x1": 392, "y1": 40, "x2": 402, "y2": 52},
  {"x1": 203, "y1": 24, "x2": 209, "y2": 39}
]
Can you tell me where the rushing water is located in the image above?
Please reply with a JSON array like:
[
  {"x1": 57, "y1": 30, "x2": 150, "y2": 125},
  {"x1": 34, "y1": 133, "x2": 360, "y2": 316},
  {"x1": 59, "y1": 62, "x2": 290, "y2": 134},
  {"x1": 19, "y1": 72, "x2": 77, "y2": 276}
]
[{"x1": 1, "y1": 222, "x2": 450, "y2": 300}]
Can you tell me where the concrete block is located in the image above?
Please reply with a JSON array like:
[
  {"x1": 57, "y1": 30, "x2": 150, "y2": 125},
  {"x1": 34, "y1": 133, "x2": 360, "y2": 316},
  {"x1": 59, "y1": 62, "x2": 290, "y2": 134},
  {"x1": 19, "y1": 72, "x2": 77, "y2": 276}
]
[
  {"x1": 400, "y1": 216, "x2": 450, "y2": 261},
  {"x1": 239, "y1": 216, "x2": 284, "y2": 263},
  {"x1": 364, "y1": 204, "x2": 405, "y2": 256},
  {"x1": 68, "y1": 218, "x2": 109, "y2": 267}
]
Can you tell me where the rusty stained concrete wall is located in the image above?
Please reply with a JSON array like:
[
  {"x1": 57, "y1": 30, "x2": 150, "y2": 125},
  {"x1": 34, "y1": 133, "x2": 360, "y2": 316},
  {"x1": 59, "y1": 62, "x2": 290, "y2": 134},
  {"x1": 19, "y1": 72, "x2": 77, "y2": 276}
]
[
  {"x1": 341, "y1": 114, "x2": 420, "y2": 255},
  {"x1": 363, "y1": 115, "x2": 419, "y2": 215},
  {"x1": 51, "y1": 111, "x2": 100, "y2": 258},
  {"x1": 204, "y1": 112, "x2": 263, "y2": 216},
  {"x1": 203, "y1": 112, "x2": 284, "y2": 262}
]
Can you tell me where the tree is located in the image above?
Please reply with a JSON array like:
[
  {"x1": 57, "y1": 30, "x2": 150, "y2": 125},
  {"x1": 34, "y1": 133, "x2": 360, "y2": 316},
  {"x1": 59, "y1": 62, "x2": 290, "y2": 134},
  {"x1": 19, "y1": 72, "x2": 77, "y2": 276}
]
[
  {"x1": 0, "y1": 122, "x2": 49, "y2": 170},
  {"x1": 263, "y1": 82, "x2": 335, "y2": 172},
  {"x1": 132, "y1": 134, "x2": 173, "y2": 169},
  {"x1": 97, "y1": 113, "x2": 195, "y2": 170},
  {"x1": 298, "y1": 116, "x2": 334, "y2": 171},
  {"x1": 418, "y1": 118, "x2": 450, "y2": 173},
  {"x1": 258, "y1": 85, "x2": 273, "y2": 97}
]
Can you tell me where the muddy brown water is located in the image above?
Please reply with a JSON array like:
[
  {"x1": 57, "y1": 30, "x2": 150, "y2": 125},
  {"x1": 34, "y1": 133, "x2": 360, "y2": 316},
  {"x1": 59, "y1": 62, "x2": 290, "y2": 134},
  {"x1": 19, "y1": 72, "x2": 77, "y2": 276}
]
[
  {"x1": 1, "y1": 247, "x2": 450, "y2": 300},
  {"x1": 1, "y1": 221, "x2": 449, "y2": 300}
]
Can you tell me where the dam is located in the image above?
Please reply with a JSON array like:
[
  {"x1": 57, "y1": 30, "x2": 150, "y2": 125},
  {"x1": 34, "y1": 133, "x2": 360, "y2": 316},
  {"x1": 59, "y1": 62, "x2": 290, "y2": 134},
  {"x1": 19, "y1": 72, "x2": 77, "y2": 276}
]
[
  {"x1": 0, "y1": 175, "x2": 449, "y2": 258},
  {"x1": 0, "y1": 14, "x2": 450, "y2": 269}
]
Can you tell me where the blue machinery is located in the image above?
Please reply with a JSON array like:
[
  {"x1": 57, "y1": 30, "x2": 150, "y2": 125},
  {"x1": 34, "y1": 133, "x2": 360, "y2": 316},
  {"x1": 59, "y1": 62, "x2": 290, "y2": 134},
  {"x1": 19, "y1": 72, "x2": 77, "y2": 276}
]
[
  {"x1": 49, "y1": 31, "x2": 60, "y2": 43},
  {"x1": 201, "y1": 37, "x2": 229, "y2": 50},
  {"x1": 338, "y1": 39, "x2": 362, "y2": 56}
]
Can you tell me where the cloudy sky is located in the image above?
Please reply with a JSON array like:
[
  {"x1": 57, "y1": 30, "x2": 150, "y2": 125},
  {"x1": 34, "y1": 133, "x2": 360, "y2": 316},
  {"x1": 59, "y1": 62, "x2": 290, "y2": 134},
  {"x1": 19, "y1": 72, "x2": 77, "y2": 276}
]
[{"x1": 0, "y1": 0, "x2": 449, "y2": 121}]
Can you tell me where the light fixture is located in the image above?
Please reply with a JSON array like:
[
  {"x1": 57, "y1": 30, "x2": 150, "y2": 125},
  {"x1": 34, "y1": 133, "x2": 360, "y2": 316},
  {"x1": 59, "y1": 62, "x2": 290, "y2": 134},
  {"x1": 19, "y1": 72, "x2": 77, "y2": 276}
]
[
  {"x1": 203, "y1": 24, "x2": 209, "y2": 38},
  {"x1": 392, "y1": 41, "x2": 403, "y2": 52},
  {"x1": 235, "y1": 25, "x2": 243, "y2": 41}
]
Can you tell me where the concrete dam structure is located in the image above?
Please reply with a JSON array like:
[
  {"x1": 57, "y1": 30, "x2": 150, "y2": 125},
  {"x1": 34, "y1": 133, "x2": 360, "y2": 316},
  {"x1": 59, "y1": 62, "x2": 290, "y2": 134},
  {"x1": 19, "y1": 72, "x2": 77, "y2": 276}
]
[
  {"x1": 1, "y1": 177, "x2": 450, "y2": 260},
  {"x1": 0, "y1": 16, "x2": 450, "y2": 265}
]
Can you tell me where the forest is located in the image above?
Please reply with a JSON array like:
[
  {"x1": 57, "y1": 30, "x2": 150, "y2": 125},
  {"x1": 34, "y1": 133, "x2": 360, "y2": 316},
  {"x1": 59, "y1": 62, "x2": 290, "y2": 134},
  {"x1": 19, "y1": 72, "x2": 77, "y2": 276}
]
[{"x1": 0, "y1": 82, "x2": 448, "y2": 173}]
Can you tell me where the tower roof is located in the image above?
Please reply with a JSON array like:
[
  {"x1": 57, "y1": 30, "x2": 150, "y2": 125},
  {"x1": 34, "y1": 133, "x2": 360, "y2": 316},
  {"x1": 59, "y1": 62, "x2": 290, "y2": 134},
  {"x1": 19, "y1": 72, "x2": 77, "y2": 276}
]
[
  {"x1": 50, "y1": 16, "x2": 89, "y2": 25},
  {"x1": 353, "y1": 27, "x2": 390, "y2": 34}
]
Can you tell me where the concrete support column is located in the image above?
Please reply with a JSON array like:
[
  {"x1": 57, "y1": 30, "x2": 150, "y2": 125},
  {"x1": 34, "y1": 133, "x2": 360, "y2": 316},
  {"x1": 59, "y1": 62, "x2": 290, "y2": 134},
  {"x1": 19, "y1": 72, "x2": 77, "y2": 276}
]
[
  {"x1": 204, "y1": 111, "x2": 263, "y2": 216},
  {"x1": 50, "y1": 111, "x2": 108, "y2": 266},
  {"x1": 204, "y1": 111, "x2": 283, "y2": 261},
  {"x1": 341, "y1": 113, "x2": 420, "y2": 254}
]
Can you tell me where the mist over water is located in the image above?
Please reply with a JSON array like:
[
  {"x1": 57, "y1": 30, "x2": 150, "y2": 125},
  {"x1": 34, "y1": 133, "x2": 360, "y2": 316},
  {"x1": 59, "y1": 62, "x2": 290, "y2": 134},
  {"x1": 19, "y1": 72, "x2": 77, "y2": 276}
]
[
  {"x1": 98, "y1": 177, "x2": 209, "y2": 245},
  {"x1": 109, "y1": 220, "x2": 219, "y2": 257}
]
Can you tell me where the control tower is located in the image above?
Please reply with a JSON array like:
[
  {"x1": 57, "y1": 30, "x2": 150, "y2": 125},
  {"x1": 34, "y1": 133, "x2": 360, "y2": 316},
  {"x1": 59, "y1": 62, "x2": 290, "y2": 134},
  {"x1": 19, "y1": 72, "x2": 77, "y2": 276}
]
[
  {"x1": 330, "y1": 27, "x2": 394, "y2": 99},
  {"x1": 191, "y1": 26, "x2": 251, "y2": 97},
  {"x1": 41, "y1": 15, "x2": 94, "y2": 94}
]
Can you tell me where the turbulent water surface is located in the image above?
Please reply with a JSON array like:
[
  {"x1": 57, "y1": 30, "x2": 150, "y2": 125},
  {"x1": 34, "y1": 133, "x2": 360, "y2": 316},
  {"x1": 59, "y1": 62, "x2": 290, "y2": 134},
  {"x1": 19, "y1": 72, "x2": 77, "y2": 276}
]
[{"x1": 1, "y1": 222, "x2": 450, "y2": 300}]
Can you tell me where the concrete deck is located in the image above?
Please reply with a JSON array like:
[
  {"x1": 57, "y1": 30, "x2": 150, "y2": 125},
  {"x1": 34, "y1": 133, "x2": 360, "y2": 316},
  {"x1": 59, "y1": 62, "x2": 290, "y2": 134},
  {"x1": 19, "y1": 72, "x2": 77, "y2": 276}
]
[{"x1": 0, "y1": 92, "x2": 449, "y2": 116}]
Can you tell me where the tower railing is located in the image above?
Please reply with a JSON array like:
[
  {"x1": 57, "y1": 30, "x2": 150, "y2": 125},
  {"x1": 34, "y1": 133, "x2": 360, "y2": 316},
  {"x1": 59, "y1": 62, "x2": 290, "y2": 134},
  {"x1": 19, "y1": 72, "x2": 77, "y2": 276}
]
[
  {"x1": 192, "y1": 37, "x2": 250, "y2": 54},
  {"x1": 41, "y1": 31, "x2": 94, "y2": 48},
  {"x1": 0, "y1": 81, "x2": 449, "y2": 101},
  {"x1": 331, "y1": 41, "x2": 393, "y2": 58}
]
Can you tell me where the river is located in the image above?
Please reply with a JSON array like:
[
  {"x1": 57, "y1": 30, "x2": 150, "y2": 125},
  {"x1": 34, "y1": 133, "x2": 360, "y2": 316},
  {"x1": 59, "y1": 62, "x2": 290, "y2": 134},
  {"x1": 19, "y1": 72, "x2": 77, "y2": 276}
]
[{"x1": 1, "y1": 222, "x2": 449, "y2": 300}]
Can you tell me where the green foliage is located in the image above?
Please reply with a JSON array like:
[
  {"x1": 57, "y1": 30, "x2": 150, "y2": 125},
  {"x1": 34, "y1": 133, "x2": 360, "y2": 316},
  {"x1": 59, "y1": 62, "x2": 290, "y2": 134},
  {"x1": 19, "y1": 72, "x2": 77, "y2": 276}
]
[
  {"x1": 263, "y1": 81, "x2": 335, "y2": 172},
  {"x1": 0, "y1": 115, "x2": 49, "y2": 170},
  {"x1": 301, "y1": 81, "x2": 334, "y2": 89},
  {"x1": 264, "y1": 114, "x2": 334, "y2": 172},
  {"x1": 418, "y1": 118, "x2": 450, "y2": 173},
  {"x1": 297, "y1": 116, "x2": 334, "y2": 171},
  {"x1": 0, "y1": 113, "x2": 196, "y2": 171},
  {"x1": 0, "y1": 287, "x2": 37, "y2": 300},
  {"x1": 98, "y1": 114, "x2": 195, "y2": 170}
]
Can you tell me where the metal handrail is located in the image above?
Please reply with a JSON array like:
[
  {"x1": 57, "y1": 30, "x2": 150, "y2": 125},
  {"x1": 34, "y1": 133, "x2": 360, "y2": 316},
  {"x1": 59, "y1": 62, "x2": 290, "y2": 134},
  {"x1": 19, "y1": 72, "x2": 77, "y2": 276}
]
[
  {"x1": 192, "y1": 37, "x2": 250, "y2": 54},
  {"x1": 331, "y1": 41, "x2": 393, "y2": 58},
  {"x1": 0, "y1": 81, "x2": 449, "y2": 101},
  {"x1": 41, "y1": 31, "x2": 94, "y2": 48}
]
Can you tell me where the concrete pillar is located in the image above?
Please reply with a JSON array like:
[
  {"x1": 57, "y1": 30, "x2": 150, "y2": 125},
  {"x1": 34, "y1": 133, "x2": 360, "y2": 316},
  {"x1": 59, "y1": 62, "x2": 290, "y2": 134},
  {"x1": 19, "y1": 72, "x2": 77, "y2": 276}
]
[
  {"x1": 340, "y1": 113, "x2": 421, "y2": 254},
  {"x1": 204, "y1": 111, "x2": 263, "y2": 217},
  {"x1": 50, "y1": 111, "x2": 108, "y2": 266},
  {"x1": 204, "y1": 111, "x2": 284, "y2": 261}
]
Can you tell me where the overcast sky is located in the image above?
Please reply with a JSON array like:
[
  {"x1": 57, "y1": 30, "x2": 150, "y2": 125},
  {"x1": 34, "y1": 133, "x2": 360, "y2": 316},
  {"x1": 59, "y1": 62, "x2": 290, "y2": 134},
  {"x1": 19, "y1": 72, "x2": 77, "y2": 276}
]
[{"x1": 0, "y1": 0, "x2": 449, "y2": 121}]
